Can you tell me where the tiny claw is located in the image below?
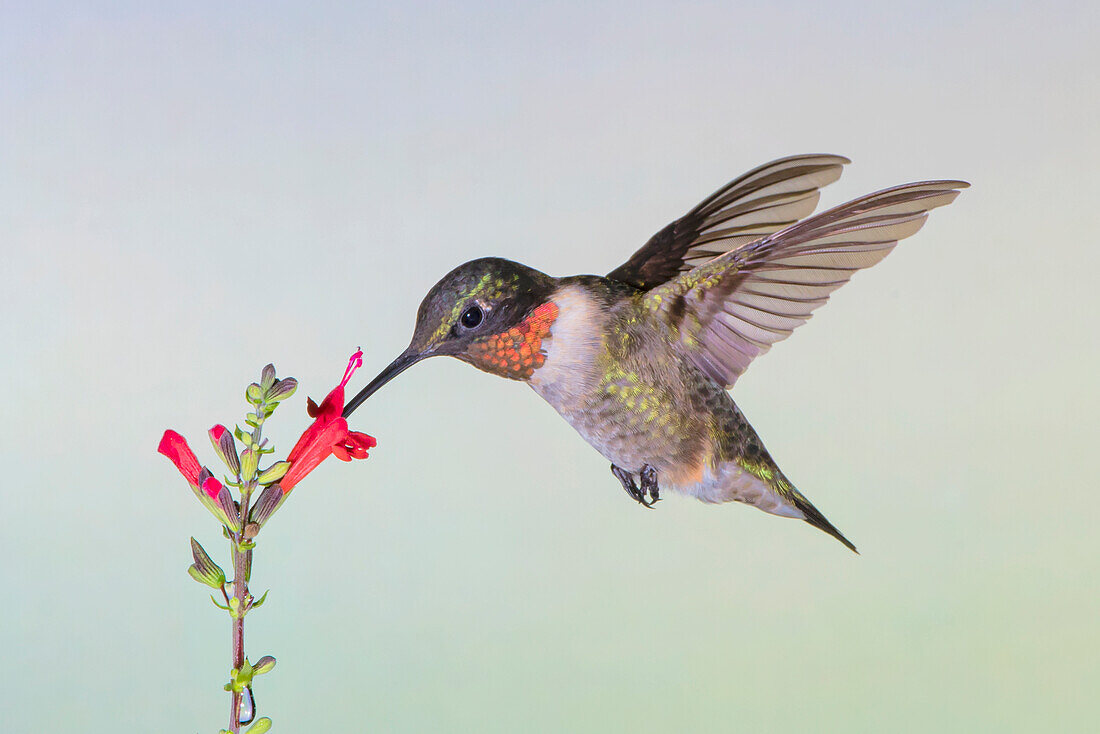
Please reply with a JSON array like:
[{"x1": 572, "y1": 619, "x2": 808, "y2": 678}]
[
  {"x1": 611, "y1": 463, "x2": 662, "y2": 509},
  {"x1": 639, "y1": 464, "x2": 660, "y2": 507}
]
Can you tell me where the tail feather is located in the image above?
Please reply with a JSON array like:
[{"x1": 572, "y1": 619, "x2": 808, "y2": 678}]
[{"x1": 785, "y1": 485, "x2": 858, "y2": 553}]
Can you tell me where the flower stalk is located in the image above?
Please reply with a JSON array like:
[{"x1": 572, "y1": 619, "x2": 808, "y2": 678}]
[
  {"x1": 159, "y1": 353, "x2": 374, "y2": 733},
  {"x1": 230, "y1": 543, "x2": 250, "y2": 731}
]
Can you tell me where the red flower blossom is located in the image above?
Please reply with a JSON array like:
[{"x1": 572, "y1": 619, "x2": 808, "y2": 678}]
[
  {"x1": 281, "y1": 350, "x2": 376, "y2": 494},
  {"x1": 159, "y1": 429, "x2": 224, "y2": 500}
]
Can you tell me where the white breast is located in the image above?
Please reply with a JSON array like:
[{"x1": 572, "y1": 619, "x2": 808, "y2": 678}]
[{"x1": 527, "y1": 284, "x2": 604, "y2": 417}]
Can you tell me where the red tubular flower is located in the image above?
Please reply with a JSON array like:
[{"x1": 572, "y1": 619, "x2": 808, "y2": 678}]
[
  {"x1": 159, "y1": 429, "x2": 225, "y2": 500},
  {"x1": 159, "y1": 430, "x2": 202, "y2": 488},
  {"x1": 200, "y1": 475, "x2": 224, "y2": 500},
  {"x1": 280, "y1": 350, "x2": 376, "y2": 494}
]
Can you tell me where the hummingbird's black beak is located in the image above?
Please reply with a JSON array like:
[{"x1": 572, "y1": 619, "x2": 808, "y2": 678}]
[{"x1": 342, "y1": 349, "x2": 423, "y2": 418}]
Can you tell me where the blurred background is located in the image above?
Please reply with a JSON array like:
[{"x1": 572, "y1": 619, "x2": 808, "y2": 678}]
[{"x1": 2, "y1": 2, "x2": 1097, "y2": 732}]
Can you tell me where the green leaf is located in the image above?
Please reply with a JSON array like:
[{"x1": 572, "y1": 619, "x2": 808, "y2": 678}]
[
  {"x1": 237, "y1": 657, "x2": 255, "y2": 685},
  {"x1": 251, "y1": 589, "x2": 269, "y2": 609},
  {"x1": 210, "y1": 594, "x2": 231, "y2": 610}
]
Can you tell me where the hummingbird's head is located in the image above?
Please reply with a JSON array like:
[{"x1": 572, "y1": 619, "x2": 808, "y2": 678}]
[{"x1": 343, "y1": 257, "x2": 557, "y2": 417}]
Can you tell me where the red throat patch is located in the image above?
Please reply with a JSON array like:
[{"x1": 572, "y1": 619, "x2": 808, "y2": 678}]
[{"x1": 467, "y1": 302, "x2": 559, "y2": 379}]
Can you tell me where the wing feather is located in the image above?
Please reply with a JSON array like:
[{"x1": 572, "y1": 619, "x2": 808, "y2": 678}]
[
  {"x1": 645, "y1": 180, "x2": 968, "y2": 386},
  {"x1": 608, "y1": 155, "x2": 851, "y2": 289}
]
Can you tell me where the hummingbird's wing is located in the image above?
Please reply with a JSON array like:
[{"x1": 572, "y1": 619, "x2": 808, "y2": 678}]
[
  {"x1": 607, "y1": 154, "x2": 850, "y2": 290},
  {"x1": 644, "y1": 179, "x2": 968, "y2": 388}
]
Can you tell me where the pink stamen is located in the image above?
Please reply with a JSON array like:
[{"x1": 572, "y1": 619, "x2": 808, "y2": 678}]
[{"x1": 340, "y1": 348, "x2": 364, "y2": 388}]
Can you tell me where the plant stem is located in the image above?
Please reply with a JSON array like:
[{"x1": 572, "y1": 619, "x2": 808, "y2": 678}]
[
  {"x1": 229, "y1": 540, "x2": 252, "y2": 733},
  {"x1": 229, "y1": 402, "x2": 267, "y2": 732}
]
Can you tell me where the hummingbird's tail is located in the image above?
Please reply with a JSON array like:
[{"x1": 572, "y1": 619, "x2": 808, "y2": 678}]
[
  {"x1": 682, "y1": 451, "x2": 859, "y2": 553},
  {"x1": 779, "y1": 482, "x2": 859, "y2": 554},
  {"x1": 685, "y1": 399, "x2": 859, "y2": 552}
]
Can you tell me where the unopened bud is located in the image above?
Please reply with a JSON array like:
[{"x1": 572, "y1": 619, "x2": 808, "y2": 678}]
[
  {"x1": 260, "y1": 364, "x2": 277, "y2": 390},
  {"x1": 240, "y1": 448, "x2": 260, "y2": 480},
  {"x1": 245, "y1": 718, "x2": 272, "y2": 734},
  {"x1": 257, "y1": 461, "x2": 290, "y2": 485},
  {"x1": 265, "y1": 377, "x2": 297, "y2": 403},
  {"x1": 188, "y1": 537, "x2": 227, "y2": 587},
  {"x1": 250, "y1": 484, "x2": 283, "y2": 526},
  {"x1": 216, "y1": 485, "x2": 240, "y2": 531},
  {"x1": 209, "y1": 425, "x2": 240, "y2": 475},
  {"x1": 252, "y1": 655, "x2": 276, "y2": 676},
  {"x1": 245, "y1": 383, "x2": 264, "y2": 406}
]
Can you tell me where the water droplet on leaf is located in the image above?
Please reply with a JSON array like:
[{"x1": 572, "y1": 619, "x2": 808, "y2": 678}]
[{"x1": 238, "y1": 686, "x2": 255, "y2": 725}]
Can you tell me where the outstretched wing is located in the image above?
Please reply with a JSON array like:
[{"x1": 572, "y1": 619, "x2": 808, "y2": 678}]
[
  {"x1": 607, "y1": 154, "x2": 851, "y2": 290},
  {"x1": 644, "y1": 180, "x2": 969, "y2": 388}
]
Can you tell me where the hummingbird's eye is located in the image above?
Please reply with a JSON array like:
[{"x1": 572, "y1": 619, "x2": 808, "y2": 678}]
[{"x1": 460, "y1": 305, "x2": 483, "y2": 329}]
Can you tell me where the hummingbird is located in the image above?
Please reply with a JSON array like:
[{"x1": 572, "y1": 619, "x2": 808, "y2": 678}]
[{"x1": 344, "y1": 155, "x2": 967, "y2": 552}]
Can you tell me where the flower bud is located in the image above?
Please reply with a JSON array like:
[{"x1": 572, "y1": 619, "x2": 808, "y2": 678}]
[
  {"x1": 260, "y1": 363, "x2": 277, "y2": 390},
  {"x1": 257, "y1": 461, "x2": 290, "y2": 485},
  {"x1": 252, "y1": 656, "x2": 276, "y2": 676},
  {"x1": 245, "y1": 718, "x2": 272, "y2": 734},
  {"x1": 201, "y1": 476, "x2": 224, "y2": 501},
  {"x1": 250, "y1": 484, "x2": 283, "y2": 526},
  {"x1": 245, "y1": 383, "x2": 264, "y2": 406},
  {"x1": 209, "y1": 425, "x2": 241, "y2": 475},
  {"x1": 216, "y1": 485, "x2": 240, "y2": 531},
  {"x1": 197, "y1": 468, "x2": 223, "y2": 500},
  {"x1": 240, "y1": 448, "x2": 260, "y2": 481},
  {"x1": 188, "y1": 537, "x2": 227, "y2": 588},
  {"x1": 265, "y1": 377, "x2": 297, "y2": 403}
]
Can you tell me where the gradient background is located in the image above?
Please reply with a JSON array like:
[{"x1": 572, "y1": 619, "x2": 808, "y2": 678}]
[{"x1": 2, "y1": 2, "x2": 1097, "y2": 732}]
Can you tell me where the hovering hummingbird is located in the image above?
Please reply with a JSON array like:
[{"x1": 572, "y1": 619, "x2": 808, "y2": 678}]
[{"x1": 344, "y1": 155, "x2": 967, "y2": 551}]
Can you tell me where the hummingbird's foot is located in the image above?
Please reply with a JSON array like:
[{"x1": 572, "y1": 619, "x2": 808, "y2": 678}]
[
  {"x1": 610, "y1": 463, "x2": 659, "y2": 509},
  {"x1": 639, "y1": 464, "x2": 660, "y2": 505}
]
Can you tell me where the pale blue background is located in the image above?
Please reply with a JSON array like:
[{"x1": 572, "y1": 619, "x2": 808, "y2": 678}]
[{"x1": 2, "y1": 2, "x2": 1097, "y2": 732}]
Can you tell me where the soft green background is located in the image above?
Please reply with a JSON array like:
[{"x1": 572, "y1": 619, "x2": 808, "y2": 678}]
[{"x1": 2, "y1": 2, "x2": 1097, "y2": 732}]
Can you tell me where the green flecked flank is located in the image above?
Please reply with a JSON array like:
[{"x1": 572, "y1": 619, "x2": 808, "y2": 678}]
[
  {"x1": 599, "y1": 364, "x2": 683, "y2": 431},
  {"x1": 739, "y1": 457, "x2": 776, "y2": 483},
  {"x1": 643, "y1": 254, "x2": 740, "y2": 313},
  {"x1": 738, "y1": 458, "x2": 803, "y2": 506}
]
